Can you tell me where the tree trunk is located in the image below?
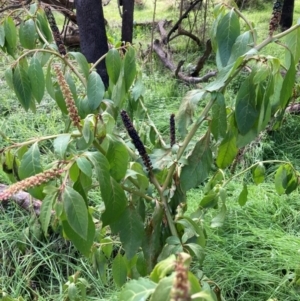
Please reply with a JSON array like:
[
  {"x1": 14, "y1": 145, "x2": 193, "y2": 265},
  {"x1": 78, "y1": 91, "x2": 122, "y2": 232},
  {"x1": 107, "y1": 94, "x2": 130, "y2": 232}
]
[
  {"x1": 280, "y1": 0, "x2": 295, "y2": 31},
  {"x1": 75, "y1": 0, "x2": 109, "y2": 88},
  {"x1": 121, "y1": 0, "x2": 135, "y2": 43}
]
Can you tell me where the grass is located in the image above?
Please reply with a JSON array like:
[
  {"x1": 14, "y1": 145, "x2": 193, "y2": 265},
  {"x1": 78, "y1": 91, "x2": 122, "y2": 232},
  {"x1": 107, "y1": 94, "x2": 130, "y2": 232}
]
[{"x1": 1, "y1": 0, "x2": 300, "y2": 300}]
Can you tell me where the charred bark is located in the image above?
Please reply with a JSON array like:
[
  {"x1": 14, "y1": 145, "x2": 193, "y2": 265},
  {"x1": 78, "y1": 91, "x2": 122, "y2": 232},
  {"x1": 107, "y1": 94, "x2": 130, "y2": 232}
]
[
  {"x1": 280, "y1": 0, "x2": 295, "y2": 31},
  {"x1": 121, "y1": 0, "x2": 135, "y2": 44}
]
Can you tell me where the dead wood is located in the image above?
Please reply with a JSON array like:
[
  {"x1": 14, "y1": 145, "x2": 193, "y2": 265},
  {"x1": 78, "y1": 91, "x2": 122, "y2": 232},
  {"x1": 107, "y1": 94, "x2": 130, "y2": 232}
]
[
  {"x1": 169, "y1": 27, "x2": 201, "y2": 47},
  {"x1": 190, "y1": 39, "x2": 212, "y2": 76}
]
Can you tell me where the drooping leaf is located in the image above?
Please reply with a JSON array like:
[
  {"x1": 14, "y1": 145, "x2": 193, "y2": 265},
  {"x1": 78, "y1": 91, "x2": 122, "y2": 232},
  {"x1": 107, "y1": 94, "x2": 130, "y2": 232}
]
[
  {"x1": 69, "y1": 52, "x2": 90, "y2": 79},
  {"x1": 199, "y1": 191, "x2": 218, "y2": 209},
  {"x1": 235, "y1": 77, "x2": 258, "y2": 135},
  {"x1": 4, "y1": 17, "x2": 17, "y2": 52},
  {"x1": 13, "y1": 61, "x2": 32, "y2": 110},
  {"x1": 28, "y1": 56, "x2": 45, "y2": 103},
  {"x1": 62, "y1": 212, "x2": 95, "y2": 257},
  {"x1": 211, "y1": 93, "x2": 227, "y2": 140},
  {"x1": 110, "y1": 206, "x2": 144, "y2": 259},
  {"x1": 87, "y1": 71, "x2": 105, "y2": 110},
  {"x1": 112, "y1": 253, "x2": 128, "y2": 287},
  {"x1": 112, "y1": 69, "x2": 126, "y2": 108},
  {"x1": 211, "y1": 203, "x2": 227, "y2": 228},
  {"x1": 39, "y1": 192, "x2": 56, "y2": 234},
  {"x1": 63, "y1": 186, "x2": 88, "y2": 240},
  {"x1": 0, "y1": 25, "x2": 5, "y2": 47},
  {"x1": 54, "y1": 83, "x2": 68, "y2": 114},
  {"x1": 106, "y1": 48, "x2": 122, "y2": 85},
  {"x1": 238, "y1": 183, "x2": 248, "y2": 206},
  {"x1": 228, "y1": 31, "x2": 253, "y2": 64},
  {"x1": 36, "y1": 10, "x2": 53, "y2": 43},
  {"x1": 19, "y1": 142, "x2": 42, "y2": 179},
  {"x1": 123, "y1": 46, "x2": 136, "y2": 91},
  {"x1": 180, "y1": 131, "x2": 212, "y2": 191},
  {"x1": 150, "y1": 254, "x2": 176, "y2": 283},
  {"x1": 216, "y1": 131, "x2": 238, "y2": 169},
  {"x1": 53, "y1": 134, "x2": 71, "y2": 159},
  {"x1": 285, "y1": 26, "x2": 300, "y2": 68},
  {"x1": 19, "y1": 19, "x2": 36, "y2": 49},
  {"x1": 216, "y1": 10, "x2": 240, "y2": 68},
  {"x1": 149, "y1": 274, "x2": 174, "y2": 301},
  {"x1": 106, "y1": 138, "x2": 129, "y2": 182},
  {"x1": 252, "y1": 162, "x2": 265, "y2": 185},
  {"x1": 5, "y1": 67, "x2": 14, "y2": 90},
  {"x1": 274, "y1": 164, "x2": 298, "y2": 195},
  {"x1": 46, "y1": 63, "x2": 55, "y2": 99},
  {"x1": 119, "y1": 278, "x2": 156, "y2": 301},
  {"x1": 76, "y1": 156, "x2": 92, "y2": 177}
]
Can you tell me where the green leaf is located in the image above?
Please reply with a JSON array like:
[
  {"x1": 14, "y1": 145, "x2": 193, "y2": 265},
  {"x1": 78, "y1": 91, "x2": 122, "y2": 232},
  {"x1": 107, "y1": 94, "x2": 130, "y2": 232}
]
[
  {"x1": 13, "y1": 61, "x2": 32, "y2": 111},
  {"x1": 211, "y1": 93, "x2": 227, "y2": 141},
  {"x1": 63, "y1": 186, "x2": 88, "y2": 240},
  {"x1": 87, "y1": 71, "x2": 105, "y2": 110},
  {"x1": 106, "y1": 48, "x2": 122, "y2": 85},
  {"x1": 62, "y1": 212, "x2": 95, "y2": 257},
  {"x1": 123, "y1": 46, "x2": 137, "y2": 91},
  {"x1": 19, "y1": 142, "x2": 42, "y2": 179},
  {"x1": 111, "y1": 206, "x2": 144, "y2": 259},
  {"x1": 69, "y1": 52, "x2": 90, "y2": 79},
  {"x1": 216, "y1": 131, "x2": 238, "y2": 169},
  {"x1": 185, "y1": 243, "x2": 205, "y2": 261},
  {"x1": 228, "y1": 31, "x2": 253, "y2": 64},
  {"x1": 216, "y1": 10, "x2": 240, "y2": 68},
  {"x1": 235, "y1": 77, "x2": 258, "y2": 135},
  {"x1": 285, "y1": 27, "x2": 300, "y2": 68},
  {"x1": 180, "y1": 131, "x2": 212, "y2": 191},
  {"x1": 54, "y1": 83, "x2": 68, "y2": 115},
  {"x1": 238, "y1": 184, "x2": 248, "y2": 206},
  {"x1": 0, "y1": 25, "x2": 5, "y2": 47},
  {"x1": 36, "y1": 10, "x2": 53, "y2": 43},
  {"x1": 119, "y1": 278, "x2": 156, "y2": 301},
  {"x1": 53, "y1": 134, "x2": 71, "y2": 159},
  {"x1": 252, "y1": 162, "x2": 265, "y2": 185},
  {"x1": 46, "y1": 63, "x2": 55, "y2": 99},
  {"x1": 39, "y1": 193, "x2": 55, "y2": 234},
  {"x1": 28, "y1": 56, "x2": 45, "y2": 103},
  {"x1": 199, "y1": 192, "x2": 218, "y2": 209},
  {"x1": 5, "y1": 67, "x2": 14, "y2": 90},
  {"x1": 177, "y1": 89, "x2": 206, "y2": 138},
  {"x1": 274, "y1": 164, "x2": 298, "y2": 195},
  {"x1": 211, "y1": 203, "x2": 227, "y2": 228},
  {"x1": 112, "y1": 70, "x2": 126, "y2": 107},
  {"x1": 149, "y1": 274, "x2": 174, "y2": 301},
  {"x1": 19, "y1": 19, "x2": 36, "y2": 49},
  {"x1": 112, "y1": 253, "x2": 128, "y2": 287},
  {"x1": 106, "y1": 138, "x2": 129, "y2": 182},
  {"x1": 150, "y1": 254, "x2": 176, "y2": 282},
  {"x1": 4, "y1": 17, "x2": 17, "y2": 51},
  {"x1": 76, "y1": 156, "x2": 92, "y2": 177}
]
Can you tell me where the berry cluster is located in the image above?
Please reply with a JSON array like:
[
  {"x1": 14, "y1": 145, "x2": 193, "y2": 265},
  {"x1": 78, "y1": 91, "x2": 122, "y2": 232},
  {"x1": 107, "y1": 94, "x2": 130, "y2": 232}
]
[
  {"x1": 0, "y1": 168, "x2": 64, "y2": 201},
  {"x1": 54, "y1": 66, "x2": 81, "y2": 127},
  {"x1": 269, "y1": 0, "x2": 284, "y2": 36},
  {"x1": 44, "y1": 6, "x2": 67, "y2": 56},
  {"x1": 120, "y1": 110, "x2": 152, "y2": 171},
  {"x1": 170, "y1": 113, "x2": 176, "y2": 147}
]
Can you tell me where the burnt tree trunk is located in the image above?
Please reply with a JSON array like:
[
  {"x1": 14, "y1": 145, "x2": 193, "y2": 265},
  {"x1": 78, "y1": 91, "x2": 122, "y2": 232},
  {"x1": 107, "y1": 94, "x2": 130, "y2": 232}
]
[
  {"x1": 75, "y1": 0, "x2": 109, "y2": 88},
  {"x1": 121, "y1": 0, "x2": 135, "y2": 43},
  {"x1": 280, "y1": 0, "x2": 295, "y2": 31}
]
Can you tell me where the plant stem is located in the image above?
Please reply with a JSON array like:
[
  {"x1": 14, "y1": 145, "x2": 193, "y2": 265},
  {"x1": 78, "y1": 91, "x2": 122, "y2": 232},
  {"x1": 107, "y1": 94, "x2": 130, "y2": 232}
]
[{"x1": 121, "y1": 185, "x2": 154, "y2": 202}]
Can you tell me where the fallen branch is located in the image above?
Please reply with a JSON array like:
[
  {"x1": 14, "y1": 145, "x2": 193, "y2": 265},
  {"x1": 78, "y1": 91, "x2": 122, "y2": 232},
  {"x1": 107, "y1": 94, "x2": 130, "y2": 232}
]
[{"x1": 190, "y1": 39, "x2": 212, "y2": 76}]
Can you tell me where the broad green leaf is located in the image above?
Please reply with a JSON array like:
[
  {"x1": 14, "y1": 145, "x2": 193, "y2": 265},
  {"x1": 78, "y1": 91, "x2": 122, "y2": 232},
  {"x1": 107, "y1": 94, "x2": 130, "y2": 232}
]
[
  {"x1": 185, "y1": 243, "x2": 205, "y2": 261},
  {"x1": 106, "y1": 48, "x2": 122, "y2": 84},
  {"x1": 63, "y1": 186, "x2": 88, "y2": 240},
  {"x1": 28, "y1": 56, "x2": 45, "y2": 103},
  {"x1": 125, "y1": 162, "x2": 149, "y2": 191},
  {"x1": 111, "y1": 206, "x2": 144, "y2": 259},
  {"x1": 132, "y1": 74, "x2": 145, "y2": 101},
  {"x1": 54, "y1": 83, "x2": 68, "y2": 114},
  {"x1": 211, "y1": 203, "x2": 227, "y2": 228},
  {"x1": 13, "y1": 61, "x2": 32, "y2": 111},
  {"x1": 53, "y1": 134, "x2": 71, "y2": 159},
  {"x1": 285, "y1": 27, "x2": 300, "y2": 68},
  {"x1": 39, "y1": 193, "x2": 55, "y2": 234},
  {"x1": 76, "y1": 156, "x2": 92, "y2": 177},
  {"x1": 149, "y1": 274, "x2": 174, "y2": 301},
  {"x1": 112, "y1": 70, "x2": 126, "y2": 107},
  {"x1": 112, "y1": 253, "x2": 128, "y2": 287},
  {"x1": 228, "y1": 31, "x2": 253, "y2": 64},
  {"x1": 4, "y1": 17, "x2": 17, "y2": 51},
  {"x1": 119, "y1": 278, "x2": 156, "y2": 301},
  {"x1": 101, "y1": 178, "x2": 127, "y2": 227},
  {"x1": 87, "y1": 71, "x2": 105, "y2": 110},
  {"x1": 69, "y1": 52, "x2": 90, "y2": 79},
  {"x1": 252, "y1": 163, "x2": 265, "y2": 185},
  {"x1": 5, "y1": 67, "x2": 14, "y2": 90},
  {"x1": 235, "y1": 77, "x2": 258, "y2": 135},
  {"x1": 180, "y1": 131, "x2": 212, "y2": 191},
  {"x1": 279, "y1": 54, "x2": 295, "y2": 109},
  {"x1": 177, "y1": 89, "x2": 206, "y2": 138},
  {"x1": 93, "y1": 249, "x2": 108, "y2": 284},
  {"x1": 0, "y1": 25, "x2": 5, "y2": 47},
  {"x1": 238, "y1": 184, "x2": 248, "y2": 206},
  {"x1": 19, "y1": 142, "x2": 42, "y2": 179},
  {"x1": 82, "y1": 116, "x2": 93, "y2": 143},
  {"x1": 199, "y1": 192, "x2": 218, "y2": 209},
  {"x1": 36, "y1": 10, "x2": 53, "y2": 43},
  {"x1": 62, "y1": 212, "x2": 95, "y2": 257},
  {"x1": 107, "y1": 138, "x2": 129, "y2": 181},
  {"x1": 216, "y1": 10, "x2": 240, "y2": 68},
  {"x1": 46, "y1": 63, "x2": 55, "y2": 99},
  {"x1": 101, "y1": 237, "x2": 113, "y2": 258},
  {"x1": 123, "y1": 46, "x2": 136, "y2": 91},
  {"x1": 136, "y1": 252, "x2": 148, "y2": 277},
  {"x1": 216, "y1": 131, "x2": 238, "y2": 169},
  {"x1": 150, "y1": 254, "x2": 176, "y2": 282},
  {"x1": 65, "y1": 73, "x2": 77, "y2": 101},
  {"x1": 211, "y1": 93, "x2": 227, "y2": 140},
  {"x1": 19, "y1": 19, "x2": 36, "y2": 49},
  {"x1": 274, "y1": 164, "x2": 298, "y2": 195}
]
